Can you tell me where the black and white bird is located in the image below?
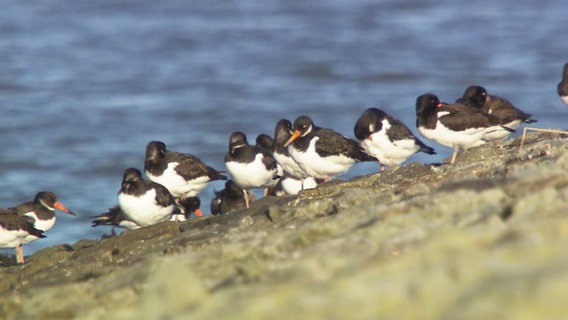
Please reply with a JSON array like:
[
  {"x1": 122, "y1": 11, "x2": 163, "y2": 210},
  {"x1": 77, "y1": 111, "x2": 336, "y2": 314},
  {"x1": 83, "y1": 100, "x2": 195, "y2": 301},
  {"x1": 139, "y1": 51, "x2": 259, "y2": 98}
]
[
  {"x1": 354, "y1": 107, "x2": 435, "y2": 170},
  {"x1": 0, "y1": 191, "x2": 76, "y2": 264},
  {"x1": 174, "y1": 196, "x2": 202, "y2": 221},
  {"x1": 273, "y1": 119, "x2": 311, "y2": 180},
  {"x1": 210, "y1": 180, "x2": 254, "y2": 215},
  {"x1": 91, "y1": 206, "x2": 140, "y2": 230},
  {"x1": 558, "y1": 62, "x2": 568, "y2": 106},
  {"x1": 416, "y1": 93, "x2": 514, "y2": 164},
  {"x1": 458, "y1": 85, "x2": 536, "y2": 138},
  {"x1": 279, "y1": 175, "x2": 318, "y2": 195},
  {"x1": 93, "y1": 195, "x2": 201, "y2": 229},
  {"x1": 224, "y1": 132, "x2": 280, "y2": 208},
  {"x1": 284, "y1": 115, "x2": 375, "y2": 181},
  {"x1": 116, "y1": 168, "x2": 176, "y2": 227},
  {"x1": 144, "y1": 141, "x2": 227, "y2": 209},
  {"x1": 0, "y1": 213, "x2": 46, "y2": 264}
]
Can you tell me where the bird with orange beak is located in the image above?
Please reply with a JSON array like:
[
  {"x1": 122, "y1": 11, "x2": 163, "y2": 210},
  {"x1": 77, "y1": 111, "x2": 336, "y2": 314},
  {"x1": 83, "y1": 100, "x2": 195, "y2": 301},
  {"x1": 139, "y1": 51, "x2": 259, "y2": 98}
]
[
  {"x1": 0, "y1": 191, "x2": 76, "y2": 264},
  {"x1": 284, "y1": 115, "x2": 376, "y2": 182}
]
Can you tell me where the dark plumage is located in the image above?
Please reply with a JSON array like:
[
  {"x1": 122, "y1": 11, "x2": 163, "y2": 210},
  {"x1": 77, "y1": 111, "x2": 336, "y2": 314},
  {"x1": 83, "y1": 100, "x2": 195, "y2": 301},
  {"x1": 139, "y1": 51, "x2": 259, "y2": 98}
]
[
  {"x1": 210, "y1": 180, "x2": 253, "y2": 215},
  {"x1": 0, "y1": 191, "x2": 74, "y2": 264},
  {"x1": 176, "y1": 196, "x2": 202, "y2": 219},
  {"x1": 273, "y1": 119, "x2": 310, "y2": 179},
  {"x1": 224, "y1": 132, "x2": 280, "y2": 208},
  {"x1": 354, "y1": 107, "x2": 435, "y2": 170},
  {"x1": 284, "y1": 115, "x2": 375, "y2": 181},
  {"x1": 91, "y1": 206, "x2": 139, "y2": 230},
  {"x1": 416, "y1": 93, "x2": 513, "y2": 164},
  {"x1": 557, "y1": 62, "x2": 568, "y2": 106},
  {"x1": 255, "y1": 134, "x2": 274, "y2": 152},
  {"x1": 458, "y1": 85, "x2": 536, "y2": 131},
  {"x1": 144, "y1": 141, "x2": 227, "y2": 201},
  {"x1": 116, "y1": 168, "x2": 176, "y2": 227}
]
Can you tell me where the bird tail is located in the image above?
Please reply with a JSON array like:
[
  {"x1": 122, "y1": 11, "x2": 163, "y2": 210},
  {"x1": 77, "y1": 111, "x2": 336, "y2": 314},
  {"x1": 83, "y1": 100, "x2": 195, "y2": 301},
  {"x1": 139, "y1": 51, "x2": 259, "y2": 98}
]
[{"x1": 91, "y1": 206, "x2": 122, "y2": 227}]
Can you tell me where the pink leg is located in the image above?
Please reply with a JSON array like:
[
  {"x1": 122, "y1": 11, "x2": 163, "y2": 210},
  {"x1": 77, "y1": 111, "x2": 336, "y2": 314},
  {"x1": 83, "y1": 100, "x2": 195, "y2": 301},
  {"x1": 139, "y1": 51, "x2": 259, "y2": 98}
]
[
  {"x1": 450, "y1": 146, "x2": 459, "y2": 164},
  {"x1": 243, "y1": 189, "x2": 250, "y2": 208},
  {"x1": 15, "y1": 244, "x2": 24, "y2": 264}
]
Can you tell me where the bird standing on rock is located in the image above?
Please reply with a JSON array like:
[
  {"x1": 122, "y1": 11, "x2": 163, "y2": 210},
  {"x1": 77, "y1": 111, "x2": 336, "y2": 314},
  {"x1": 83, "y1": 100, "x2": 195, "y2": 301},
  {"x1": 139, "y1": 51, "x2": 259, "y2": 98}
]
[
  {"x1": 144, "y1": 140, "x2": 227, "y2": 211},
  {"x1": 354, "y1": 107, "x2": 435, "y2": 171},
  {"x1": 284, "y1": 115, "x2": 376, "y2": 181},
  {"x1": 116, "y1": 168, "x2": 176, "y2": 227},
  {"x1": 458, "y1": 85, "x2": 536, "y2": 138},
  {"x1": 0, "y1": 191, "x2": 76, "y2": 264},
  {"x1": 416, "y1": 93, "x2": 514, "y2": 164},
  {"x1": 224, "y1": 132, "x2": 280, "y2": 208}
]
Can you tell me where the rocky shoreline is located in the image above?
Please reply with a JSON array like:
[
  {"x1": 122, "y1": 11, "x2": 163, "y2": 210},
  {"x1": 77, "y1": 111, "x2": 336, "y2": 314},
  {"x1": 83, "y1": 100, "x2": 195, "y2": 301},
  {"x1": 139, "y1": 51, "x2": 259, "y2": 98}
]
[{"x1": 1, "y1": 130, "x2": 567, "y2": 319}]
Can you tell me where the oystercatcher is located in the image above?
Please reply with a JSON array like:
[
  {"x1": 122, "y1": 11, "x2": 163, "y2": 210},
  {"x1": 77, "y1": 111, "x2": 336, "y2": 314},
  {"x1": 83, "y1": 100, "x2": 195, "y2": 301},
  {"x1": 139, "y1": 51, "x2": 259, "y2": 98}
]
[
  {"x1": 173, "y1": 196, "x2": 202, "y2": 221},
  {"x1": 210, "y1": 180, "x2": 254, "y2": 215},
  {"x1": 144, "y1": 141, "x2": 227, "y2": 209},
  {"x1": 280, "y1": 176, "x2": 318, "y2": 195},
  {"x1": 558, "y1": 62, "x2": 568, "y2": 106},
  {"x1": 273, "y1": 119, "x2": 310, "y2": 179},
  {"x1": 0, "y1": 191, "x2": 76, "y2": 264},
  {"x1": 284, "y1": 115, "x2": 375, "y2": 181},
  {"x1": 93, "y1": 195, "x2": 201, "y2": 228},
  {"x1": 0, "y1": 213, "x2": 46, "y2": 264},
  {"x1": 458, "y1": 85, "x2": 536, "y2": 138},
  {"x1": 91, "y1": 206, "x2": 140, "y2": 230},
  {"x1": 416, "y1": 93, "x2": 513, "y2": 164},
  {"x1": 255, "y1": 134, "x2": 274, "y2": 152},
  {"x1": 224, "y1": 132, "x2": 280, "y2": 208},
  {"x1": 354, "y1": 107, "x2": 435, "y2": 170},
  {"x1": 117, "y1": 168, "x2": 176, "y2": 227}
]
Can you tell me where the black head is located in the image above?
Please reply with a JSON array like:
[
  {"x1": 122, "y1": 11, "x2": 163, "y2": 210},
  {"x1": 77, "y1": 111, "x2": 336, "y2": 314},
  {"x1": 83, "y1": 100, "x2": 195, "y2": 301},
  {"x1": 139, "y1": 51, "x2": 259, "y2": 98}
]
[
  {"x1": 34, "y1": 191, "x2": 76, "y2": 216},
  {"x1": 274, "y1": 119, "x2": 293, "y2": 140},
  {"x1": 354, "y1": 107, "x2": 387, "y2": 140},
  {"x1": 228, "y1": 132, "x2": 248, "y2": 154},
  {"x1": 145, "y1": 141, "x2": 167, "y2": 162},
  {"x1": 292, "y1": 116, "x2": 314, "y2": 136},
  {"x1": 415, "y1": 93, "x2": 440, "y2": 116},
  {"x1": 461, "y1": 85, "x2": 487, "y2": 109},
  {"x1": 284, "y1": 116, "x2": 314, "y2": 147},
  {"x1": 563, "y1": 62, "x2": 568, "y2": 77},
  {"x1": 226, "y1": 180, "x2": 246, "y2": 195},
  {"x1": 178, "y1": 196, "x2": 202, "y2": 217},
  {"x1": 123, "y1": 168, "x2": 143, "y2": 183},
  {"x1": 256, "y1": 134, "x2": 274, "y2": 151}
]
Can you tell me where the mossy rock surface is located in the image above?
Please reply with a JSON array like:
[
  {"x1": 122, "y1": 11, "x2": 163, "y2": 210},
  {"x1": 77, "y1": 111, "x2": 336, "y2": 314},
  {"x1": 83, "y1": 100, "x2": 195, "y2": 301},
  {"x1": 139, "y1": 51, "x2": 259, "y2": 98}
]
[{"x1": 1, "y1": 131, "x2": 568, "y2": 320}]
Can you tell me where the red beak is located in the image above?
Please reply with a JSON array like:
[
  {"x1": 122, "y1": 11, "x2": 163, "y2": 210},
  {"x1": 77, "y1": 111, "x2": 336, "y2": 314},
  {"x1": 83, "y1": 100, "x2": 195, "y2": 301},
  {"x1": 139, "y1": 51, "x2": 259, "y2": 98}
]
[
  {"x1": 194, "y1": 208, "x2": 203, "y2": 217},
  {"x1": 54, "y1": 201, "x2": 77, "y2": 216},
  {"x1": 284, "y1": 130, "x2": 301, "y2": 147}
]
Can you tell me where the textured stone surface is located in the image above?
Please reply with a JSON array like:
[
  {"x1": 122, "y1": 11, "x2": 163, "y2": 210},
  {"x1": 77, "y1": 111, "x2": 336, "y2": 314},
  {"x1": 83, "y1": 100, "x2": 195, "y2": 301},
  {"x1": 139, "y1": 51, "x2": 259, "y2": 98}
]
[{"x1": 1, "y1": 131, "x2": 567, "y2": 319}]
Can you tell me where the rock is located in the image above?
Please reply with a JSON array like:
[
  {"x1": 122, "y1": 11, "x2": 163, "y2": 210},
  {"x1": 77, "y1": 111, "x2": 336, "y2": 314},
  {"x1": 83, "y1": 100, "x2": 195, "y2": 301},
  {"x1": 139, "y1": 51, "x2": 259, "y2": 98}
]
[{"x1": 0, "y1": 131, "x2": 567, "y2": 319}]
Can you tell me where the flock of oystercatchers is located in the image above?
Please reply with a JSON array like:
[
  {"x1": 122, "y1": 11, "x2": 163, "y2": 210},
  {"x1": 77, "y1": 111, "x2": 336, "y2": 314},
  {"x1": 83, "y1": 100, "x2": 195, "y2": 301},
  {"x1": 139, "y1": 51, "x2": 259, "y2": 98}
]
[{"x1": 2, "y1": 63, "x2": 567, "y2": 264}]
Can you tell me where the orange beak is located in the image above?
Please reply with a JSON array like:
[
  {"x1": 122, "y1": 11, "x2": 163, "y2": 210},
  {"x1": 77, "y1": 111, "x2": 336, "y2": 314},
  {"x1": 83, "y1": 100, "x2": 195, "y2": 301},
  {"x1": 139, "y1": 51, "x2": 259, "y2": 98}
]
[
  {"x1": 436, "y1": 103, "x2": 443, "y2": 108},
  {"x1": 194, "y1": 208, "x2": 203, "y2": 217},
  {"x1": 283, "y1": 130, "x2": 301, "y2": 147},
  {"x1": 54, "y1": 201, "x2": 77, "y2": 216}
]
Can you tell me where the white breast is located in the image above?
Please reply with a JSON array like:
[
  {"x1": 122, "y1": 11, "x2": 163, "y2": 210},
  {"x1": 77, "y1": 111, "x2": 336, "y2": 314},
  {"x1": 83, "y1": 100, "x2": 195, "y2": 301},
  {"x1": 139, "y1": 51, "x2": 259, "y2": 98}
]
[
  {"x1": 118, "y1": 189, "x2": 174, "y2": 227},
  {"x1": 289, "y1": 137, "x2": 356, "y2": 180},
  {"x1": 226, "y1": 154, "x2": 277, "y2": 189},
  {"x1": 146, "y1": 162, "x2": 209, "y2": 198}
]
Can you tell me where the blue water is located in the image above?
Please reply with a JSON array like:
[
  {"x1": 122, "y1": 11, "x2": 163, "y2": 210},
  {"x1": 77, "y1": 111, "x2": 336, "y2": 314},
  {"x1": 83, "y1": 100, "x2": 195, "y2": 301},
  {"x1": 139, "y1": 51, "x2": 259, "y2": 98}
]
[{"x1": 1, "y1": 0, "x2": 567, "y2": 255}]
